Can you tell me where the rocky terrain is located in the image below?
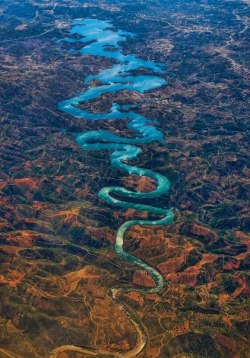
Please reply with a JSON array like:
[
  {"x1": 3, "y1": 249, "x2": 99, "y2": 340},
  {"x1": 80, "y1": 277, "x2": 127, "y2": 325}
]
[{"x1": 0, "y1": 0, "x2": 249, "y2": 357}]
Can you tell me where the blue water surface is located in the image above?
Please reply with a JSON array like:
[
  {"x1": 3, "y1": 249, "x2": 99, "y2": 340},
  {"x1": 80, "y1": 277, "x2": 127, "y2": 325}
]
[{"x1": 59, "y1": 19, "x2": 174, "y2": 293}]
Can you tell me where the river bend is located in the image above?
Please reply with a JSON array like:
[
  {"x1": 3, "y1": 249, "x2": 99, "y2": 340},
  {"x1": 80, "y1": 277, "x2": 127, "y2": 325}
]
[{"x1": 54, "y1": 18, "x2": 174, "y2": 357}]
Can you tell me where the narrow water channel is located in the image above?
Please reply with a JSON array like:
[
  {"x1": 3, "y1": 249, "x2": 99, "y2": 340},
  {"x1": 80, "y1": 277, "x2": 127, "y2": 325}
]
[{"x1": 53, "y1": 18, "x2": 174, "y2": 357}]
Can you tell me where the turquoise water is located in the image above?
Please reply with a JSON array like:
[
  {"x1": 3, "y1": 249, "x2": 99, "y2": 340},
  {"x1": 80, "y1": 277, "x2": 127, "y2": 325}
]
[{"x1": 59, "y1": 19, "x2": 174, "y2": 293}]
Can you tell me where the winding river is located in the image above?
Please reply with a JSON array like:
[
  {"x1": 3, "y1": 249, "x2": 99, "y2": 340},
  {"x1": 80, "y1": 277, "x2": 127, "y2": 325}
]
[{"x1": 51, "y1": 18, "x2": 174, "y2": 357}]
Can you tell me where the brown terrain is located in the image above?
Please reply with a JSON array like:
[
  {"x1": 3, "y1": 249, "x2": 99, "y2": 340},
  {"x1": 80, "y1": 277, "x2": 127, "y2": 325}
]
[{"x1": 0, "y1": 0, "x2": 249, "y2": 357}]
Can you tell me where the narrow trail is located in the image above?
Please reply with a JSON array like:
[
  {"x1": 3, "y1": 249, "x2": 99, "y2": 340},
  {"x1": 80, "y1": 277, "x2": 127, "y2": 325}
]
[
  {"x1": 49, "y1": 18, "x2": 174, "y2": 357},
  {"x1": 0, "y1": 349, "x2": 22, "y2": 358}
]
